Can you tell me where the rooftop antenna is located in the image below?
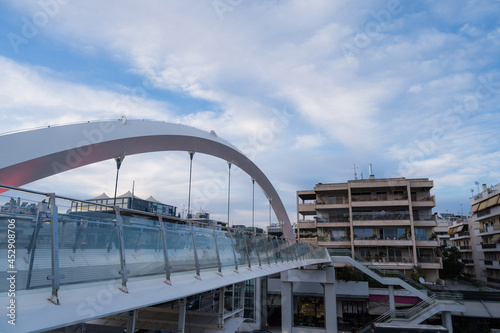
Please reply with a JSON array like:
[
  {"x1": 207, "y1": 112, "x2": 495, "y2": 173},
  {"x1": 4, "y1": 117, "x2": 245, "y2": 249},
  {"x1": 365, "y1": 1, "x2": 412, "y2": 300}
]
[
  {"x1": 470, "y1": 189, "x2": 474, "y2": 197},
  {"x1": 475, "y1": 181, "x2": 480, "y2": 194},
  {"x1": 353, "y1": 163, "x2": 358, "y2": 180}
]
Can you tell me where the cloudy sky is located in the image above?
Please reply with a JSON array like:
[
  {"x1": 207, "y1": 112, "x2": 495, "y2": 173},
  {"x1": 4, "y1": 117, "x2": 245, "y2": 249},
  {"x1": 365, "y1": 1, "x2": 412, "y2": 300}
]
[{"x1": 1, "y1": 0, "x2": 499, "y2": 227}]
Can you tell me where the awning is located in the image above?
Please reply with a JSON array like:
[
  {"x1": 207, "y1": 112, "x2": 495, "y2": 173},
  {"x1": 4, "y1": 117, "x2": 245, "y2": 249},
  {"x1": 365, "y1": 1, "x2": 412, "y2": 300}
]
[
  {"x1": 455, "y1": 225, "x2": 464, "y2": 233},
  {"x1": 448, "y1": 227, "x2": 457, "y2": 234},
  {"x1": 470, "y1": 203, "x2": 479, "y2": 214},
  {"x1": 485, "y1": 194, "x2": 500, "y2": 210},
  {"x1": 478, "y1": 200, "x2": 488, "y2": 211}
]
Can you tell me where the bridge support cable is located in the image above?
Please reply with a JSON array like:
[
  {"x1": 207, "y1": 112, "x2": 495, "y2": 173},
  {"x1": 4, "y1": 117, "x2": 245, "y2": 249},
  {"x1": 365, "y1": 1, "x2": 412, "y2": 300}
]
[
  {"x1": 187, "y1": 151, "x2": 195, "y2": 220},
  {"x1": 227, "y1": 161, "x2": 231, "y2": 227},
  {"x1": 252, "y1": 178, "x2": 255, "y2": 232}
]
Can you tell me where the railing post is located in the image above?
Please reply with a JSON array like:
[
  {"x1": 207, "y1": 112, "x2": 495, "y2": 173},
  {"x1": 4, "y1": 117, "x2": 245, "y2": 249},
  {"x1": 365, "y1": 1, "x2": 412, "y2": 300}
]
[
  {"x1": 212, "y1": 226, "x2": 223, "y2": 275},
  {"x1": 189, "y1": 222, "x2": 201, "y2": 279},
  {"x1": 47, "y1": 193, "x2": 64, "y2": 305},
  {"x1": 114, "y1": 207, "x2": 129, "y2": 293},
  {"x1": 158, "y1": 215, "x2": 172, "y2": 285},
  {"x1": 227, "y1": 228, "x2": 239, "y2": 272}
]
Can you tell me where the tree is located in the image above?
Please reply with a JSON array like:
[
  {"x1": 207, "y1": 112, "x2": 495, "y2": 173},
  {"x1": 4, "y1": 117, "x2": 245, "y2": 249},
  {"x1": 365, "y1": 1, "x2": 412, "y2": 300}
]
[{"x1": 440, "y1": 246, "x2": 465, "y2": 280}]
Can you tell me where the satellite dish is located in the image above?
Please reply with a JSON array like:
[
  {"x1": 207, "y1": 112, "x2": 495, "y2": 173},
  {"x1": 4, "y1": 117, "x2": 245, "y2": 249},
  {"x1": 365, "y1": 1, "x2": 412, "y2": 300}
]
[
  {"x1": 419, "y1": 277, "x2": 425, "y2": 284},
  {"x1": 119, "y1": 115, "x2": 127, "y2": 125}
]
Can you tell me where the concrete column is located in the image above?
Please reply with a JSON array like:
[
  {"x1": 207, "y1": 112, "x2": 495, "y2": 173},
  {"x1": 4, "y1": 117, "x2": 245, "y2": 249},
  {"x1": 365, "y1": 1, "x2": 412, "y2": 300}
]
[
  {"x1": 219, "y1": 287, "x2": 226, "y2": 328},
  {"x1": 388, "y1": 285, "x2": 396, "y2": 316},
  {"x1": 281, "y1": 272, "x2": 293, "y2": 333},
  {"x1": 255, "y1": 278, "x2": 262, "y2": 326},
  {"x1": 442, "y1": 311, "x2": 453, "y2": 333},
  {"x1": 178, "y1": 297, "x2": 187, "y2": 333},
  {"x1": 325, "y1": 266, "x2": 337, "y2": 333},
  {"x1": 126, "y1": 309, "x2": 136, "y2": 333}
]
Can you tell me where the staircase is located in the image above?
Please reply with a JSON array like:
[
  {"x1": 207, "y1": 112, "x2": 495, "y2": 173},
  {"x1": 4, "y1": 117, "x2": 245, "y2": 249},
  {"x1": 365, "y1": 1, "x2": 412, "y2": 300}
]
[{"x1": 329, "y1": 249, "x2": 465, "y2": 331}]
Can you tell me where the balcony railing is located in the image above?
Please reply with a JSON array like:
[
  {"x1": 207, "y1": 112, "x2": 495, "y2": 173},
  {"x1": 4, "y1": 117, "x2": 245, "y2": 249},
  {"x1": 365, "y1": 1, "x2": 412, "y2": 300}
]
[
  {"x1": 451, "y1": 231, "x2": 470, "y2": 238},
  {"x1": 352, "y1": 211, "x2": 410, "y2": 221},
  {"x1": 482, "y1": 243, "x2": 498, "y2": 249}
]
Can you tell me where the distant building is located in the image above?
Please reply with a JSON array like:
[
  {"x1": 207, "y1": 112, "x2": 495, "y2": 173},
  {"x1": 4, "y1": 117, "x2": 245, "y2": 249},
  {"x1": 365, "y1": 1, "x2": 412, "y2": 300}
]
[
  {"x1": 267, "y1": 223, "x2": 283, "y2": 237},
  {"x1": 189, "y1": 211, "x2": 227, "y2": 227},
  {"x1": 297, "y1": 176, "x2": 442, "y2": 282},
  {"x1": 470, "y1": 183, "x2": 500, "y2": 284},
  {"x1": 70, "y1": 191, "x2": 177, "y2": 217}
]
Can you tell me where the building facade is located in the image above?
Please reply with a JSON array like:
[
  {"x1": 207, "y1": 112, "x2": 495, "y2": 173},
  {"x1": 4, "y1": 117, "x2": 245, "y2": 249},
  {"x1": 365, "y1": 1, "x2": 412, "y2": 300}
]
[
  {"x1": 297, "y1": 177, "x2": 442, "y2": 281},
  {"x1": 470, "y1": 183, "x2": 500, "y2": 284}
]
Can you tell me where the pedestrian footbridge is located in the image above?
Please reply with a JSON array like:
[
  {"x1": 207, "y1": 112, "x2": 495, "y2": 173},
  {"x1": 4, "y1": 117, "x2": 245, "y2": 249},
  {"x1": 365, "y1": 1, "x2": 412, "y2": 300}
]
[{"x1": 0, "y1": 186, "x2": 330, "y2": 333}]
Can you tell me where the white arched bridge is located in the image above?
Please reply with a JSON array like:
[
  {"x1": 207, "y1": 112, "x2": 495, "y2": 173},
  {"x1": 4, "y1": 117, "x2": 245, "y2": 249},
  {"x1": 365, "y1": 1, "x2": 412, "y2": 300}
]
[{"x1": 0, "y1": 119, "x2": 331, "y2": 333}]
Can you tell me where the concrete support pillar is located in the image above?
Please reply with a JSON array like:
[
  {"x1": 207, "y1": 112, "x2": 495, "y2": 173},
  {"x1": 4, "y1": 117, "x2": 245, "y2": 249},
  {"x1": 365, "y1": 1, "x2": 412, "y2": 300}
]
[
  {"x1": 388, "y1": 285, "x2": 396, "y2": 316},
  {"x1": 281, "y1": 273, "x2": 293, "y2": 333},
  {"x1": 255, "y1": 278, "x2": 262, "y2": 326},
  {"x1": 325, "y1": 266, "x2": 337, "y2": 333},
  {"x1": 442, "y1": 311, "x2": 453, "y2": 333},
  {"x1": 218, "y1": 287, "x2": 226, "y2": 328},
  {"x1": 126, "y1": 309, "x2": 136, "y2": 333},
  {"x1": 178, "y1": 297, "x2": 187, "y2": 333}
]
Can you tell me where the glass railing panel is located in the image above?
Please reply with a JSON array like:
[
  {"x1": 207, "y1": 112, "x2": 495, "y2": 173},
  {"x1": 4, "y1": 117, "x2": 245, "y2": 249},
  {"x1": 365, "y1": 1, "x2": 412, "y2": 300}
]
[
  {"x1": 191, "y1": 224, "x2": 219, "y2": 271},
  {"x1": 58, "y1": 218, "x2": 122, "y2": 286},
  {"x1": 232, "y1": 230, "x2": 249, "y2": 267},
  {"x1": 0, "y1": 215, "x2": 38, "y2": 291},
  {"x1": 267, "y1": 237, "x2": 279, "y2": 263},
  {"x1": 122, "y1": 225, "x2": 164, "y2": 278},
  {"x1": 164, "y1": 223, "x2": 196, "y2": 274},
  {"x1": 214, "y1": 228, "x2": 236, "y2": 268},
  {"x1": 255, "y1": 233, "x2": 270, "y2": 265},
  {"x1": 244, "y1": 233, "x2": 261, "y2": 266}
]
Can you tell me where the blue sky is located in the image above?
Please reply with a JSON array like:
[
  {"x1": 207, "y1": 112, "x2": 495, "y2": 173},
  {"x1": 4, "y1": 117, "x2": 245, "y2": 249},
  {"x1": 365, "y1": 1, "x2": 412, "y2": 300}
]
[{"x1": 1, "y1": 0, "x2": 500, "y2": 226}]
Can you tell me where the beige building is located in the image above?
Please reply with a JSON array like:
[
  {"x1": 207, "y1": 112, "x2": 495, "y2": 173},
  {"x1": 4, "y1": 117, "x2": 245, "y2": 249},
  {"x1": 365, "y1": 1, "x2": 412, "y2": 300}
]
[
  {"x1": 470, "y1": 183, "x2": 500, "y2": 284},
  {"x1": 297, "y1": 176, "x2": 442, "y2": 282}
]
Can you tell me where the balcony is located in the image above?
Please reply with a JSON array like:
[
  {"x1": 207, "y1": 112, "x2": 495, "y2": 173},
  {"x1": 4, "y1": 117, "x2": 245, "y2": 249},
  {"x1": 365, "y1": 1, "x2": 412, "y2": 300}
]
[
  {"x1": 298, "y1": 203, "x2": 316, "y2": 214},
  {"x1": 487, "y1": 277, "x2": 500, "y2": 284},
  {"x1": 477, "y1": 224, "x2": 500, "y2": 236},
  {"x1": 351, "y1": 211, "x2": 410, "y2": 222},
  {"x1": 354, "y1": 239, "x2": 412, "y2": 247},
  {"x1": 412, "y1": 195, "x2": 436, "y2": 207},
  {"x1": 461, "y1": 259, "x2": 474, "y2": 265},
  {"x1": 450, "y1": 231, "x2": 470, "y2": 240},
  {"x1": 415, "y1": 240, "x2": 440, "y2": 247},
  {"x1": 417, "y1": 256, "x2": 442, "y2": 269},
  {"x1": 297, "y1": 219, "x2": 316, "y2": 229},
  {"x1": 481, "y1": 243, "x2": 500, "y2": 250},
  {"x1": 458, "y1": 245, "x2": 472, "y2": 251},
  {"x1": 299, "y1": 238, "x2": 318, "y2": 245},
  {"x1": 483, "y1": 260, "x2": 500, "y2": 269}
]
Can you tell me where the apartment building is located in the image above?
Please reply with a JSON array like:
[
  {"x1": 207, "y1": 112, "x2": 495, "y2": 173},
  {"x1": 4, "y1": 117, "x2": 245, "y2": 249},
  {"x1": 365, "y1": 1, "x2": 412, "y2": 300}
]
[
  {"x1": 470, "y1": 183, "x2": 500, "y2": 284},
  {"x1": 297, "y1": 176, "x2": 442, "y2": 282},
  {"x1": 447, "y1": 217, "x2": 478, "y2": 279}
]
